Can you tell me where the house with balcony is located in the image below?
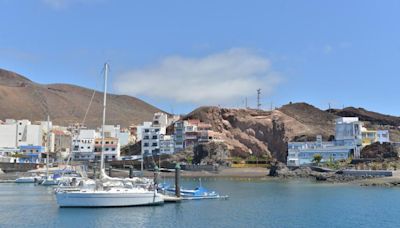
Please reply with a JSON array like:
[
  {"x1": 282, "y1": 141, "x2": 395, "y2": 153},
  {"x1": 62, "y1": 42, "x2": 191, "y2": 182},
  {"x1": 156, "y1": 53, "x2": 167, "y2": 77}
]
[
  {"x1": 71, "y1": 129, "x2": 96, "y2": 161},
  {"x1": 94, "y1": 137, "x2": 120, "y2": 161},
  {"x1": 141, "y1": 126, "x2": 161, "y2": 157},
  {"x1": 287, "y1": 117, "x2": 364, "y2": 166}
]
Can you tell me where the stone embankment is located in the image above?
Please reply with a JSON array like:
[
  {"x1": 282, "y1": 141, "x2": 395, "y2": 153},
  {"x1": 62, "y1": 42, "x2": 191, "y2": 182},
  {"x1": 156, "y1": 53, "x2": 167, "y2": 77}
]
[{"x1": 268, "y1": 162, "x2": 382, "y2": 183}]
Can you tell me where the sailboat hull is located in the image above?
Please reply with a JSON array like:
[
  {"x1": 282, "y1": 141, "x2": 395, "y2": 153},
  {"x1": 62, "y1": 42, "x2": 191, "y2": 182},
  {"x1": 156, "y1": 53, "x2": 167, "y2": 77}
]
[{"x1": 56, "y1": 191, "x2": 164, "y2": 207}]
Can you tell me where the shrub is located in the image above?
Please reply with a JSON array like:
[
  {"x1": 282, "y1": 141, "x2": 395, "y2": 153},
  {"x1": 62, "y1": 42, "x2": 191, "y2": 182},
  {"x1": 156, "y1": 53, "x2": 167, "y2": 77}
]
[{"x1": 312, "y1": 154, "x2": 323, "y2": 165}]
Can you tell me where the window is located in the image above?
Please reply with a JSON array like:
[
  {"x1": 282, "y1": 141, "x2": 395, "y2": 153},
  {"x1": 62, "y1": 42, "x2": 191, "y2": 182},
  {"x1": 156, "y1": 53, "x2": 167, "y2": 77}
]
[
  {"x1": 81, "y1": 147, "x2": 84, "y2": 149},
  {"x1": 106, "y1": 141, "x2": 109, "y2": 144},
  {"x1": 144, "y1": 143, "x2": 149, "y2": 147},
  {"x1": 145, "y1": 129, "x2": 149, "y2": 133},
  {"x1": 152, "y1": 135, "x2": 158, "y2": 139},
  {"x1": 105, "y1": 148, "x2": 109, "y2": 151},
  {"x1": 152, "y1": 143, "x2": 158, "y2": 147},
  {"x1": 87, "y1": 146, "x2": 90, "y2": 149},
  {"x1": 112, "y1": 148, "x2": 115, "y2": 151},
  {"x1": 18, "y1": 133, "x2": 21, "y2": 136},
  {"x1": 144, "y1": 136, "x2": 149, "y2": 139}
]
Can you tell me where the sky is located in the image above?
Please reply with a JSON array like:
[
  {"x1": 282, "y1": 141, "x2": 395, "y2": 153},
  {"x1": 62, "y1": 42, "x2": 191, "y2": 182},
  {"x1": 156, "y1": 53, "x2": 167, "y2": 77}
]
[{"x1": 1, "y1": 0, "x2": 400, "y2": 115}]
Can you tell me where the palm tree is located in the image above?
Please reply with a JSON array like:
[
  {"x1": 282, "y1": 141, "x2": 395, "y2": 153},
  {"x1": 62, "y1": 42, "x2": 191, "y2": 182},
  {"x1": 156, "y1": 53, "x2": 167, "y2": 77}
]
[{"x1": 312, "y1": 154, "x2": 323, "y2": 165}]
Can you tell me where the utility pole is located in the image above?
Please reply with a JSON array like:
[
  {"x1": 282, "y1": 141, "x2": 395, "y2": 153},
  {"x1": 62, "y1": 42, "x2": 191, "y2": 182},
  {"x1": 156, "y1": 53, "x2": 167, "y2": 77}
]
[
  {"x1": 245, "y1": 97, "x2": 248, "y2": 109},
  {"x1": 257, "y1": 89, "x2": 261, "y2": 110}
]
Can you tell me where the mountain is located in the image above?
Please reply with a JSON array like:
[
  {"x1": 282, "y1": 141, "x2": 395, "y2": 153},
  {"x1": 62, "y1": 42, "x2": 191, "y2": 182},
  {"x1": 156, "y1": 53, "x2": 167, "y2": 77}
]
[
  {"x1": 185, "y1": 103, "x2": 400, "y2": 162},
  {"x1": 0, "y1": 68, "x2": 162, "y2": 128},
  {"x1": 327, "y1": 107, "x2": 400, "y2": 126}
]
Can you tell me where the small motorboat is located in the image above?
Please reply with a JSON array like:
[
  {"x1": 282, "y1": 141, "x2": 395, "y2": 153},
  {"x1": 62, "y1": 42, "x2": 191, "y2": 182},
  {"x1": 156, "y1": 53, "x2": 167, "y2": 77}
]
[
  {"x1": 15, "y1": 175, "x2": 43, "y2": 183},
  {"x1": 159, "y1": 182, "x2": 228, "y2": 200}
]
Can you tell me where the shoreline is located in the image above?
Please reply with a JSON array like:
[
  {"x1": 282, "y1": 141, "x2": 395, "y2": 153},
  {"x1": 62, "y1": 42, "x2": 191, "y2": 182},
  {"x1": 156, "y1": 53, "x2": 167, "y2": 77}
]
[{"x1": 3, "y1": 167, "x2": 400, "y2": 187}]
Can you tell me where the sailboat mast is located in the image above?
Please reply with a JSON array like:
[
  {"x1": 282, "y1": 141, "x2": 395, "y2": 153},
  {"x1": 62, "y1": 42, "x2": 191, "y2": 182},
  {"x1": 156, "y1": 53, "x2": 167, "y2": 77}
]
[
  {"x1": 46, "y1": 115, "x2": 50, "y2": 177},
  {"x1": 100, "y1": 63, "x2": 108, "y2": 172}
]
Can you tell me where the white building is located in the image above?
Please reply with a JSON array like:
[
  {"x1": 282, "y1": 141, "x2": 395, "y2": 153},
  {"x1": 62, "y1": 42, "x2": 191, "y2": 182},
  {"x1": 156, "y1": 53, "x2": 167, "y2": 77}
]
[
  {"x1": 159, "y1": 135, "x2": 175, "y2": 154},
  {"x1": 118, "y1": 131, "x2": 130, "y2": 147},
  {"x1": 335, "y1": 117, "x2": 363, "y2": 141},
  {"x1": 72, "y1": 129, "x2": 97, "y2": 160},
  {"x1": 141, "y1": 126, "x2": 161, "y2": 156},
  {"x1": 139, "y1": 113, "x2": 176, "y2": 156},
  {"x1": 0, "y1": 124, "x2": 18, "y2": 148},
  {"x1": 102, "y1": 125, "x2": 120, "y2": 138},
  {"x1": 287, "y1": 117, "x2": 364, "y2": 166},
  {"x1": 94, "y1": 137, "x2": 121, "y2": 161},
  {"x1": 136, "y1": 122, "x2": 152, "y2": 141},
  {"x1": 19, "y1": 125, "x2": 43, "y2": 147},
  {"x1": 152, "y1": 112, "x2": 169, "y2": 128},
  {"x1": 174, "y1": 120, "x2": 186, "y2": 151},
  {"x1": 377, "y1": 130, "x2": 390, "y2": 143},
  {"x1": 16, "y1": 119, "x2": 31, "y2": 145},
  {"x1": 0, "y1": 119, "x2": 46, "y2": 152}
]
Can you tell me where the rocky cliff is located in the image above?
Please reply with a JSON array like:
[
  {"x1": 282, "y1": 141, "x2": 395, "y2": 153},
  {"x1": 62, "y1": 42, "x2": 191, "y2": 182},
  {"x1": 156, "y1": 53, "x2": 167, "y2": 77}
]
[{"x1": 185, "y1": 103, "x2": 338, "y2": 162}]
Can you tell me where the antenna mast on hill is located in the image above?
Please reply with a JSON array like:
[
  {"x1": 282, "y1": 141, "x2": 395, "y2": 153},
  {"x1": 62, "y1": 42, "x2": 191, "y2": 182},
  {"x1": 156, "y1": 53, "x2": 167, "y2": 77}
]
[{"x1": 257, "y1": 89, "x2": 261, "y2": 110}]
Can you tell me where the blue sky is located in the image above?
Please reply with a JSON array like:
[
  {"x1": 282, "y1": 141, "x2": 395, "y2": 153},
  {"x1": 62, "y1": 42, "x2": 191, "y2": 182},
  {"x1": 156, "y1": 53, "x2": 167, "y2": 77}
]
[{"x1": 1, "y1": 0, "x2": 400, "y2": 115}]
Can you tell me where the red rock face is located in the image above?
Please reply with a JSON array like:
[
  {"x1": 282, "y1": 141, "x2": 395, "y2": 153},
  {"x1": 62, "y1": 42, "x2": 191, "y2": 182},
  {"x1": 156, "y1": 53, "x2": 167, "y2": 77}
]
[{"x1": 185, "y1": 104, "x2": 338, "y2": 162}]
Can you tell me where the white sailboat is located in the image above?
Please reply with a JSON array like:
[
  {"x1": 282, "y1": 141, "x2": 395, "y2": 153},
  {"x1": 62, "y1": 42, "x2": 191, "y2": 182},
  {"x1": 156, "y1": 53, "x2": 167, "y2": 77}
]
[
  {"x1": 40, "y1": 115, "x2": 59, "y2": 186},
  {"x1": 55, "y1": 63, "x2": 164, "y2": 207}
]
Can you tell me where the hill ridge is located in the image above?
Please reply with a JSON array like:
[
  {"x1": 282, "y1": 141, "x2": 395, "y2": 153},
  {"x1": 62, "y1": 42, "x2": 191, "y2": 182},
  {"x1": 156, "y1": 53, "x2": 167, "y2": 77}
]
[{"x1": 0, "y1": 68, "x2": 162, "y2": 128}]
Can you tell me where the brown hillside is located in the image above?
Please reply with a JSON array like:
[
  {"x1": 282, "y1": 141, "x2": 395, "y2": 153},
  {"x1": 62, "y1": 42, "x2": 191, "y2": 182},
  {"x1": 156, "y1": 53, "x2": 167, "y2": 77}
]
[
  {"x1": 328, "y1": 107, "x2": 400, "y2": 126},
  {"x1": 0, "y1": 68, "x2": 162, "y2": 127},
  {"x1": 185, "y1": 103, "x2": 338, "y2": 162}
]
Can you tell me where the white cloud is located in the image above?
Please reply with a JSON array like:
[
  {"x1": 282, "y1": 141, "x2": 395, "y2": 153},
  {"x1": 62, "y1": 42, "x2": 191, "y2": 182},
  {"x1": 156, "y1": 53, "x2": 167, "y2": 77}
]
[{"x1": 114, "y1": 48, "x2": 282, "y2": 105}]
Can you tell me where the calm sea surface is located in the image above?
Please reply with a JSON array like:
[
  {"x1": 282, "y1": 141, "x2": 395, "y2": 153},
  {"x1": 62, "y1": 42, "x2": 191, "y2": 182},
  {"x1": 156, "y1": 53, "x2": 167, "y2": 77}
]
[{"x1": 0, "y1": 178, "x2": 399, "y2": 228}]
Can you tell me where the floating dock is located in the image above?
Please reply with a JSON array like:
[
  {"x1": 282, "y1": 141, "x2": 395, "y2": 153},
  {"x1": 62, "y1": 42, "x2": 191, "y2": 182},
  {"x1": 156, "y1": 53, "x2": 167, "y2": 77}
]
[{"x1": 160, "y1": 194, "x2": 182, "y2": 203}]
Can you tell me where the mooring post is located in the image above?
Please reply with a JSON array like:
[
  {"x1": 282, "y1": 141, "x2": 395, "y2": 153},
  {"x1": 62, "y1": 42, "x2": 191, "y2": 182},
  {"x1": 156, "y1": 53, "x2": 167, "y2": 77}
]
[
  {"x1": 129, "y1": 166, "x2": 134, "y2": 178},
  {"x1": 175, "y1": 163, "x2": 181, "y2": 197},
  {"x1": 154, "y1": 165, "x2": 160, "y2": 188},
  {"x1": 109, "y1": 165, "x2": 112, "y2": 177}
]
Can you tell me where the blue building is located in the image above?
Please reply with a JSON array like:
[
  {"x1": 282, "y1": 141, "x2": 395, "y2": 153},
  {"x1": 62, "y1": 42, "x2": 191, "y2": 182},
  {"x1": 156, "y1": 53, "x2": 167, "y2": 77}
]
[
  {"x1": 287, "y1": 117, "x2": 363, "y2": 166},
  {"x1": 19, "y1": 145, "x2": 45, "y2": 163},
  {"x1": 287, "y1": 137, "x2": 357, "y2": 166}
]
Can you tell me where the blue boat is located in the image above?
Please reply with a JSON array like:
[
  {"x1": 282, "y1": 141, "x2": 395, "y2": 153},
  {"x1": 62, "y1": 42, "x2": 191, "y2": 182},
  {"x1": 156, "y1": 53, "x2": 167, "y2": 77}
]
[{"x1": 158, "y1": 182, "x2": 228, "y2": 200}]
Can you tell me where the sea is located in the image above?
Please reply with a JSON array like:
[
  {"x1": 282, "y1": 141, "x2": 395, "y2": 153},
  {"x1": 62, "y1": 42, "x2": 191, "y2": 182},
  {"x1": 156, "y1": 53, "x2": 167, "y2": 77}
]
[{"x1": 0, "y1": 178, "x2": 399, "y2": 228}]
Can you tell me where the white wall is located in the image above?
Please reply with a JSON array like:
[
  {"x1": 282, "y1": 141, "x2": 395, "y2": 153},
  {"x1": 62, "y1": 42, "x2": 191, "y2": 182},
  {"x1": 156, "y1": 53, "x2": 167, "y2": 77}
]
[
  {"x1": 377, "y1": 130, "x2": 390, "y2": 143},
  {"x1": 16, "y1": 119, "x2": 31, "y2": 144},
  {"x1": 0, "y1": 124, "x2": 17, "y2": 147},
  {"x1": 26, "y1": 125, "x2": 42, "y2": 146},
  {"x1": 136, "y1": 122, "x2": 152, "y2": 141}
]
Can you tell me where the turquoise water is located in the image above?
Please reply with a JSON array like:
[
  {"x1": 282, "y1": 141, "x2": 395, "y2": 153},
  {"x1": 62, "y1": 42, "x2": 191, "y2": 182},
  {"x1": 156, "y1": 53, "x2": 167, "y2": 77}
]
[{"x1": 0, "y1": 178, "x2": 399, "y2": 228}]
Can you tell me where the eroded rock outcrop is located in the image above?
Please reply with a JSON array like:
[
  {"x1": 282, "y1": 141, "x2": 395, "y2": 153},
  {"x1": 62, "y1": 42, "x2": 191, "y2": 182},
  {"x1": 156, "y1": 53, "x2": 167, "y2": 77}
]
[
  {"x1": 193, "y1": 142, "x2": 230, "y2": 165},
  {"x1": 185, "y1": 103, "x2": 338, "y2": 162},
  {"x1": 361, "y1": 142, "x2": 399, "y2": 159}
]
